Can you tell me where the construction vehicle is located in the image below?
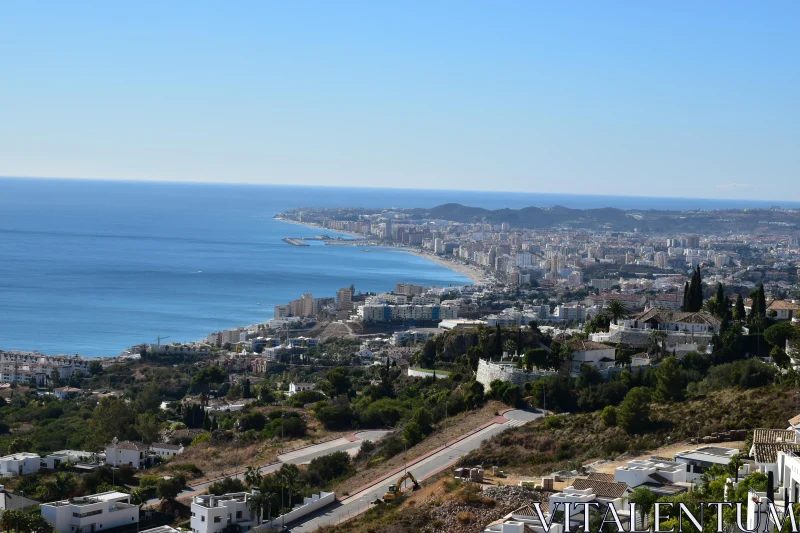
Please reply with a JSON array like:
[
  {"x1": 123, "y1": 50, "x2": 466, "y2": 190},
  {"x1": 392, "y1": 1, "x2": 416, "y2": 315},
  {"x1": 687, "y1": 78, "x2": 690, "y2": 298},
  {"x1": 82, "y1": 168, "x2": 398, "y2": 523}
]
[{"x1": 381, "y1": 472, "x2": 420, "y2": 502}]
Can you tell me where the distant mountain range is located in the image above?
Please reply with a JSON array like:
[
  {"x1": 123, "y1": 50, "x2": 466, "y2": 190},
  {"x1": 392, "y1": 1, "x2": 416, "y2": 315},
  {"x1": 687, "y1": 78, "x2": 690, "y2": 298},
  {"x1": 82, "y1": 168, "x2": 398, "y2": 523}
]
[{"x1": 409, "y1": 203, "x2": 800, "y2": 233}]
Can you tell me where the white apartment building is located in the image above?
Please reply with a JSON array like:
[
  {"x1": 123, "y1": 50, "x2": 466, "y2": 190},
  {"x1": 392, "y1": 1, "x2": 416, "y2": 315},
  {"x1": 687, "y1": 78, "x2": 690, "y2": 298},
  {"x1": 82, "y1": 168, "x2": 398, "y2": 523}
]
[
  {"x1": 552, "y1": 304, "x2": 587, "y2": 322},
  {"x1": 515, "y1": 252, "x2": 533, "y2": 268},
  {"x1": 41, "y1": 491, "x2": 139, "y2": 533},
  {"x1": 190, "y1": 492, "x2": 257, "y2": 533},
  {"x1": 589, "y1": 278, "x2": 615, "y2": 290},
  {"x1": 358, "y1": 304, "x2": 457, "y2": 323}
]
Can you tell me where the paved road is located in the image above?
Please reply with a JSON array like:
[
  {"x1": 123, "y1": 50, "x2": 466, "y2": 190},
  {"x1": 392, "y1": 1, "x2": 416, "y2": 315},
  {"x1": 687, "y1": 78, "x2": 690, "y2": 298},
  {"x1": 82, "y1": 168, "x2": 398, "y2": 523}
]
[
  {"x1": 145, "y1": 431, "x2": 391, "y2": 506},
  {"x1": 286, "y1": 409, "x2": 542, "y2": 532}
]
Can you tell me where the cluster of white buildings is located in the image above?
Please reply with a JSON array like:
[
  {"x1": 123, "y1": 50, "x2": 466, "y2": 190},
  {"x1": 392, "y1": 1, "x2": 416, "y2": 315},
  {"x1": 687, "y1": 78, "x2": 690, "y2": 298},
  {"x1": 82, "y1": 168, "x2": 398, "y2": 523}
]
[
  {"x1": 1, "y1": 450, "x2": 98, "y2": 478},
  {"x1": 0, "y1": 351, "x2": 91, "y2": 386},
  {"x1": 104, "y1": 439, "x2": 184, "y2": 469}
]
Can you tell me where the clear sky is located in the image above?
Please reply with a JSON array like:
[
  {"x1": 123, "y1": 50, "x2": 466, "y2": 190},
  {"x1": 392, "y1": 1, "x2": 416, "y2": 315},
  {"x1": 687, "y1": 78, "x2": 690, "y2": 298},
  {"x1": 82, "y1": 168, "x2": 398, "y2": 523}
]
[{"x1": 1, "y1": 1, "x2": 798, "y2": 200}]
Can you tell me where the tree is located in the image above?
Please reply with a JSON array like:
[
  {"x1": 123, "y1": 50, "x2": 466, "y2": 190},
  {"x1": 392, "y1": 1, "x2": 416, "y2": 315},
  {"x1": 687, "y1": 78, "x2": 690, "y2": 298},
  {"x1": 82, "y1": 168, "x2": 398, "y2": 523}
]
[
  {"x1": 601, "y1": 405, "x2": 616, "y2": 427},
  {"x1": 242, "y1": 378, "x2": 252, "y2": 399},
  {"x1": 756, "y1": 284, "x2": 767, "y2": 317},
  {"x1": 0, "y1": 510, "x2": 29, "y2": 533},
  {"x1": 245, "y1": 466, "x2": 262, "y2": 488},
  {"x1": 647, "y1": 330, "x2": 668, "y2": 361},
  {"x1": 135, "y1": 413, "x2": 161, "y2": 444},
  {"x1": 770, "y1": 346, "x2": 791, "y2": 368},
  {"x1": 654, "y1": 356, "x2": 685, "y2": 402},
  {"x1": 411, "y1": 408, "x2": 432, "y2": 435},
  {"x1": 130, "y1": 488, "x2": 148, "y2": 505},
  {"x1": 326, "y1": 367, "x2": 351, "y2": 396},
  {"x1": 191, "y1": 366, "x2": 227, "y2": 394},
  {"x1": 682, "y1": 282, "x2": 690, "y2": 312},
  {"x1": 629, "y1": 486, "x2": 657, "y2": 527},
  {"x1": 607, "y1": 300, "x2": 628, "y2": 325},
  {"x1": 585, "y1": 313, "x2": 611, "y2": 334},
  {"x1": 88, "y1": 360, "x2": 104, "y2": 376},
  {"x1": 27, "y1": 515, "x2": 54, "y2": 533},
  {"x1": 733, "y1": 294, "x2": 746, "y2": 321},
  {"x1": 280, "y1": 464, "x2": 300, "y2": 511},
  {"x1": 494, "y1": 325, "x2": 503, "y2": 358},
  {"x1": 686, "y1": 266, "x2": 704, "y2": 312},
  {"x1": 712, "y1": 283, "x2": 727, "y2": 318},
  {"x1": 85, "y1": 397, "x2": 137, "y2": 449},
  {"x1": 247, "y1": 489, "x2": 268, "y2": 524},
  {"x1": 616, "y1": 387, "x2": 651, "y2": 434},
  {"x1": 764, "y1": 321, "x2": 799, "y2": 349},
  {"x1": 156, "y1": 475, "x2": 186, "y2": 501}
]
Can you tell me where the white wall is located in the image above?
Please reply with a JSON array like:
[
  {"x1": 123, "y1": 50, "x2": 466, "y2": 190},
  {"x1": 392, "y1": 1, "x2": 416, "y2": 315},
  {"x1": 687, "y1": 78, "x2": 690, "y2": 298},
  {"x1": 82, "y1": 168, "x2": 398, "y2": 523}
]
[{"x1": 262, "y1": 492, "x2": 334, "y2": 529}]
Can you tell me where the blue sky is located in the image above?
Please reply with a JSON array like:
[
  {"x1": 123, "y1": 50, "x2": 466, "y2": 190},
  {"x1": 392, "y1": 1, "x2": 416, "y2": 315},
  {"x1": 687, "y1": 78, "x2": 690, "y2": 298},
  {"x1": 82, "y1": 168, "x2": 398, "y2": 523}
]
[{"x1": 1, "y1": 1, "x2": 798, "y2": 200}]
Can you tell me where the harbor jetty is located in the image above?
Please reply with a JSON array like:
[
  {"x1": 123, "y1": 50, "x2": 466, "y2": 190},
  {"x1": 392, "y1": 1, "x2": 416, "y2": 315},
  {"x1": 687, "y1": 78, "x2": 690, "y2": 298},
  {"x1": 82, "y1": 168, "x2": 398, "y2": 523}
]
[{"x1": 283, "y1": 238, "x2": 310, "y2": 246}]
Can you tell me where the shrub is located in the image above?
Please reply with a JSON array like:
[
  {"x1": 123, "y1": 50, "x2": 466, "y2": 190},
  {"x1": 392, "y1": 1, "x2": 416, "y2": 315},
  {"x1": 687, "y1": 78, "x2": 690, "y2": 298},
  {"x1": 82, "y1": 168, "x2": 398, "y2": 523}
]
[
  {"x1": 603, "y1": 438, "x2": 628, "y2": 456},
  {"x1": 208, "y1": 477, "x2": 246, "y2": 495},
  {"x1": 601, "y1": 406, "x2": 617, "y2": 427},
  {"x1": 191, "y1": 433, "x2": 210, "y2": 446},
  {"x1": 456, "y1": 512, "x2": 474, "y2": 524},
  {"x1": 544, "y1": 415, "x2": 565, "y2": 429}
]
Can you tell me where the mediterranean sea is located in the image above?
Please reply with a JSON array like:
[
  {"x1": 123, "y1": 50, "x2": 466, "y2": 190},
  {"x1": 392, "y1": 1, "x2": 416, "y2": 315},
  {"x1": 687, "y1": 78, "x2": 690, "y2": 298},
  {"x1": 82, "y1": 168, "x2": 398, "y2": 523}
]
[{"x1": 1, "y1": 177, "x2": 798, "y2": 357}]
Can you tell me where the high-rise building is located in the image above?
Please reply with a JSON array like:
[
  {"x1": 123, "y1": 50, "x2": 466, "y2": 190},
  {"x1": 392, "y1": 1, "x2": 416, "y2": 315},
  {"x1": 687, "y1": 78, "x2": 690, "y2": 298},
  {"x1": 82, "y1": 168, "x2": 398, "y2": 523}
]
[
  {"x1": 686, "y1": 236, "x2": 700, "y2": 249},
  {"x1": 301, "y1": 293, "x2": 315, "y2": 316},
  {"x1": 336, "y1": 287, "x2": 353, "y2": 311}
]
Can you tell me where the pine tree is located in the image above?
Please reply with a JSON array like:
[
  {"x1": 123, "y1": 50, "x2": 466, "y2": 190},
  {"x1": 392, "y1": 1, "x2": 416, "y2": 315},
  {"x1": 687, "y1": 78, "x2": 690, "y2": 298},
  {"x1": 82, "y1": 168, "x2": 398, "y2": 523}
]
[
  {"x1": 682, "y1": 282, "x2": 690, "y2": 312},
  {"x1": 733, "y1": 294, "x2": 745, "y2": 321},
  {"x1": 720, "y1": 312, "x2": 730, "y2": 334},
  {"x1": 714, "y1": 283, "x2": 725, "y2": 316},
  {"x1": 757, "y1": 284, "x2": 767, "y2": 317},
  {"x1": 494, "y1": 325, "x2": 503, "y2": 358},
  {"x1": 688, "y1": 266, "x2": 703, "y2": 312}
]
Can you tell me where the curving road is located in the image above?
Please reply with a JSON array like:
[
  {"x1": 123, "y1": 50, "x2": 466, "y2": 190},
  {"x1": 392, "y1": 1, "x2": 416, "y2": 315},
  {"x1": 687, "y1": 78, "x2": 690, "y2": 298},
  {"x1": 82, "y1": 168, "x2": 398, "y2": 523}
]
[{"x1": 286, "y1": 409, "x2": 542, "y2": 532}]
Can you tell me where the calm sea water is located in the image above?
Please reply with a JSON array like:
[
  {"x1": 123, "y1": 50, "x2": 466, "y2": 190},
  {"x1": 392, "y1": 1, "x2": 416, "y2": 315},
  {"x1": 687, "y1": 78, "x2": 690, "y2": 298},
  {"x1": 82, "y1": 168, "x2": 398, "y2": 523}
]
[{"x1": 1, "y1": 178, "x2": 796, "y2": 357}]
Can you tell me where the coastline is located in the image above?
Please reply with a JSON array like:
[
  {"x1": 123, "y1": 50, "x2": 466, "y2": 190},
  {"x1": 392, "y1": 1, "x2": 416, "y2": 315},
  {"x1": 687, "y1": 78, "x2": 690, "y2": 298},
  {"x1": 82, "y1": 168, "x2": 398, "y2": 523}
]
[{"x1": 274, "y1": 217, "x2": 488, "y2": 285}]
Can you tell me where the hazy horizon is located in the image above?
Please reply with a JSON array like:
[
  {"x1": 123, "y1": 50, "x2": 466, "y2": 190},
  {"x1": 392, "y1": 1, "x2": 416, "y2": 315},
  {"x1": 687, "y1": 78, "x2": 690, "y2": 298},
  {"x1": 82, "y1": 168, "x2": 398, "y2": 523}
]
[{"x1": 3, "y1": 176, "x2": 798, "y2": 210}]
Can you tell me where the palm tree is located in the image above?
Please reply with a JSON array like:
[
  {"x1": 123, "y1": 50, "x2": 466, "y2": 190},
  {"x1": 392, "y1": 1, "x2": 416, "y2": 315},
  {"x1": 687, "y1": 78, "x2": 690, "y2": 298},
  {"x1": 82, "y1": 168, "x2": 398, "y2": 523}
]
[
  {"x1": 607, "y1": 299, "x2": 628, "y2": 325},
  {"x1": 263, "y1": 491, "x2": 275, "y2": 522},
  {"x1": 628, "y1": 486, "x2": 657, "y2": 528},
  {"x1": 280, "y1": 464, "x2": 300, "y2": 513},
  {"x1": 244, "y1": 465, "x2": 261, "y2": 488},
  {"x1": 247, "y1": 490, "x2": 267, "y2": 525},
  {"x1": 53, "y1": 472, "x2": 77, "y2": 499},
  {"x1": 647, "y1": 331, "x2": 668, "y2": 362}
]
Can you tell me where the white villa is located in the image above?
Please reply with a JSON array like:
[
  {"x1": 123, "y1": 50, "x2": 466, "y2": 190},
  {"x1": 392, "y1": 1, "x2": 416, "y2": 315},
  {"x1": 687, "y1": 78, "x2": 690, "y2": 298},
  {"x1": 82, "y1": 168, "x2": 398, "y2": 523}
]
[
  {"x1": 568, "y1": 340, "x2": 617, "y2": 373},
  {"x1": 288, "y1": 382, "x2": 315, "y2": 395},
  {"x1": 190, "y1": 492, "x2": 258, "y2": 533},
  {"x1": 41, "y1": 491, "x2": 139, "y2": 533},
  {"x1": 591, "y1": 309, "x2": 720, "y2": 351}
]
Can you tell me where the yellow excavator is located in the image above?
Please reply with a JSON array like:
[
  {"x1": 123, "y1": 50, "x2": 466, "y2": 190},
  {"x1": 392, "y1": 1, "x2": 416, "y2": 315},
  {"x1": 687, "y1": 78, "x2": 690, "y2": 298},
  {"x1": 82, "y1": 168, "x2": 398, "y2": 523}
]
[{"x1": 381, "y1": 472, "x2": 420, "y2": 502}]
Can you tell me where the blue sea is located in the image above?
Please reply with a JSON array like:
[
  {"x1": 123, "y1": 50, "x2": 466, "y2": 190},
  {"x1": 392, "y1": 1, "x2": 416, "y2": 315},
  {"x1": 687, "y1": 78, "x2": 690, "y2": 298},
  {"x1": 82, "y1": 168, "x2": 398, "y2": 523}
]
[{"x1": 1, "y1": 178, "x2": 797, "y2": 357}]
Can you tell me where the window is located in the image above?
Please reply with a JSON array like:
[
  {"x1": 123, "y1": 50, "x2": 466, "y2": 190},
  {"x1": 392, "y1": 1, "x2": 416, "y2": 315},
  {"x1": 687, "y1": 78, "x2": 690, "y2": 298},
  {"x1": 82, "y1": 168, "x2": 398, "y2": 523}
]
[
  {"x1": 236, "y1": 511, "x2": 242, "y2": 519},
  {"x1": 214, "y1": 517, "x2": 221, "y2": 523},
  {"x1": 201, "y1": 517, "x2": 205, "y2": 522},
  {"x1": 191, "y1": 513, "x2": 195, "y2": 517}
]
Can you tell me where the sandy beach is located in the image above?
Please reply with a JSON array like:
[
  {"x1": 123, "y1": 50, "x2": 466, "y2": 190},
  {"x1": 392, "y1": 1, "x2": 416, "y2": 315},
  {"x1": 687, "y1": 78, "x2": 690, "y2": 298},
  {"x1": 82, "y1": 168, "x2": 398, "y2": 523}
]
[{"x1": 274, "y1": 217, "x2": 488, "y2": 285}]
